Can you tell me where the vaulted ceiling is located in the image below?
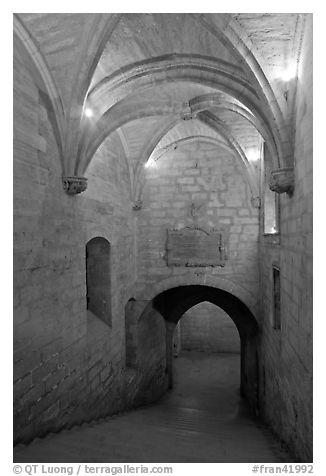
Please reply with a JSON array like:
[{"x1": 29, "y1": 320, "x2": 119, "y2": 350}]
[{"x1": 14, "y1": 13, "x2": 306, "y2": 200}]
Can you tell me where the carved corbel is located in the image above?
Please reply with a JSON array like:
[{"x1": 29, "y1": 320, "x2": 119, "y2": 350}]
[
  {"x1": 132, "y1": 200, "x2": 143, "y2": 211},
  {"x1": 269, "y1": 168, "x2": 294, "y2": 195},
  {"x1": 62, "y1": 176, "x2": 88, "y2": 195},
  {"x1": 180, "y1": 104, "x2": 195, "y2": 121}
]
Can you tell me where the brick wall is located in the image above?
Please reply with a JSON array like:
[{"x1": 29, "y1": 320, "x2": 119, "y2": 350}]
[
  {"x1": 13, "y1": 41, "x2": 167, "y2": 443},
  {"x1": 180, "y1": 301, "x2": 240, "y2": 353},
  {"x1": 258, "y1": 15, "x2": 313, "y2": 461}
]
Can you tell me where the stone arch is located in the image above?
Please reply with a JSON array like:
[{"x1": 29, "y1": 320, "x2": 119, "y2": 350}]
[
  {"x1": 84, "y1": 228, "x2": 116, "y2": 247},
  {"x1": 134, "y1": 130, "x2": 258, "y2": 208},
  {"x1": 196, "y1": 111, "x2": 259, "y2": 196},
  {"x1": 136, "y1": 274, "x2": 258, "y2": 318},
  {"x1": 79, "y1": 56, "x2": 287, "y2": 174},
  {"x1": 177, "y1": 300, "x2": 241, "y2": 354},
  {"x1": 131, "y1": 98, "x2": 265, "y2": 196},
  {"x1": 79, "y1": 104, "x2": 260, "y2": 200},
  {"x1": 90, "y1": 63, "x2": 278, "y2": 143},
  {"x1": 64, "y1": 14, "x2": 122, "y2": 176},
  {"x1": 85, "y1": 128, "x2": 134, "y2": 202},
  {"x1": 117, "y1": 94, "x2": 278, "y2": 196},
  {"x1": 134, "y1": 135, "x2": 258, "y2": 206},
  {"x1": 189, "y1": 94, "x2": 279, "y2": 167},
  {"x1": 84, "y1": 230, "x2": 136, "y2": 317},
  {"x1": 78, "y1": 104, "x2": 176, "y2": 175},
  {"x1": 138, "y1": 283, "x2": 259, "y2": 413},
  {"x1": 133, "y1": 116, "x2": 182, "y2": 191},
  {"x1": 88, "y1": 54, "x2": 255, "y2": 105},
  {"x1": 152, "y1": 135, "x2": 233, "y2": 156},
  {"x1": 194, "y1": 14, "x2": 289, "y2": 126},
  {"x1": 153, "y1": 285, "x2": 258, "y2": 338},
  {"x1": 13, "y1": 14, "x2": 65, "y2": 168}
]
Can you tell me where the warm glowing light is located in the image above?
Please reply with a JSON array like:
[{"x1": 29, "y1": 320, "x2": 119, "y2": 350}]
[
  {"x1": 246, "y1": 149, "x2": 260, "y2": 162},
  {"x1": 144, "y1": 158, "x2": 156, "y2": 168},
  {"x1": 84, "y1": 108, "x2": 93, "y2": 118},
  {"x1": 279, "y1": 62, "x2": 297, "y2": 82}
]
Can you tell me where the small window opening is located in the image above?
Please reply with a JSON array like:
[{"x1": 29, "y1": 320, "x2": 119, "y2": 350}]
[
  {"x1": 263, "y1": 143, "x2": 279, "y2": 234},
  {"x1": 86, "y1": 237, "x2": 111, "y2": 326}
]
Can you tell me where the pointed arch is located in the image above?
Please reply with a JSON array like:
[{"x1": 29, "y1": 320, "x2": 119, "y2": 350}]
[
  {"x1": 133, "y1": 135, "x2": 243, "y2": 204},
  {"x1": 189, "y1": 94, "x2": 279, "y2": 168},
  {"x1": 196, "y1": 111, "x2": 259, "y2": 196},
  {"x1": 13, "y1": 14, "x2": 65, "y2": 167},
  {"x1": 79, "y1": 56, "x2": 287, "y2": 175},
  {"x1": 153, "y1": 285, "x2": 258, "y2": 338},
  {"x1": 61, "y1": 14, "x2": 122, "y2": 175},
  {"x1": 194, "y1": 14, "x2": 292, "y2": 164},
  {"x1": 139, "y1": 282, "x2": 259, "y2": 408},
  {"x1": 134, "y1": 130, "x2": 258, "y2": 205}
]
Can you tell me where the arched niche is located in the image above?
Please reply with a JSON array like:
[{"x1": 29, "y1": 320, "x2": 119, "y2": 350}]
[{"x1": 86, "y1": 237, "x2": 112, "y2": 326}]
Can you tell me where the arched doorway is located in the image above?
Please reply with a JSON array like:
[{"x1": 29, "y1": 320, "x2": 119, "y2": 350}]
[
  {"x1": 173, "y1": 301, "x2": 241, "y2": 356},
  {"x1": 171, "y1": 301, "x2": 242, "y2": 416},
  {"x1": 152, "y1": 285, "x2": 259, "y2": 413}
]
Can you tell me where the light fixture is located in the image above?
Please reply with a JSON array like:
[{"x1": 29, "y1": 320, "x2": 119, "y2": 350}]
[
  {"x1": 246, "y1": 149, "x2": 260, "y2": 162},
  {"x1": 279, "y1": 61, "x2": 297, "y2": 83},
  {"x1": 144, "y1": 158, "x2": 156, "y2": 168},
  {"x1": 84, "y1": 108, "x2": 93, "y2": 118}
]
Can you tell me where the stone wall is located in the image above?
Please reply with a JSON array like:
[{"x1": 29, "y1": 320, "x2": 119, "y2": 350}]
[
  {"x1": 13, "y1": 41, "x2": 167, "y2": 444},
  {"x1": 180, "y1": 302, "x2": 240, "y2": 353},
  {"x1": 258, "y1": 15, "x2": 313, "y2": 462},
  {"x1": 131, "y1": 138, "x2": 260, "y2": 410},
  {"x1": 135, "y1": 139, "x2": 260, "y2": 315},
  {"x1": 13, "y1": 14, "x2": 313, "y2": 458}
]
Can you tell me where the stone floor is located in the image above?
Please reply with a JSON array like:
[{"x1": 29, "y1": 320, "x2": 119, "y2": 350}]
[{"x1": 14, "y1": 352, "x2": 292, "y2": 463}]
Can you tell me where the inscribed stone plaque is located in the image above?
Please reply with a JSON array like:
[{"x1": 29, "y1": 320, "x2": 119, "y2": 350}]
[{"x1": 166, "y1": 227, "x2": 225, "y2": 267}]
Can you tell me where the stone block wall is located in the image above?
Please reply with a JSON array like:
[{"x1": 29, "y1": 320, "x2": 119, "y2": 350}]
[
  {"x1": 14, "y1": 14, "x2": 313, "y2": 458},
  {"x1": 180, "y1": 301, "x2": 240, "y2": 353},
  {"x1": 13, "y1": 42, "x2": 167, "y2": 444},
  {"x1": 258, "y1": 15, "x2": 313, "y2": 462},
  {"x1": 135, "y1": 139, "x2": 260, "y2": 314}
]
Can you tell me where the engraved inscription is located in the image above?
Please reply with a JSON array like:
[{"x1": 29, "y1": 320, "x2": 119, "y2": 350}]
[{"x1": 166, "y1": 227, "x2": 225, "y2": 267}]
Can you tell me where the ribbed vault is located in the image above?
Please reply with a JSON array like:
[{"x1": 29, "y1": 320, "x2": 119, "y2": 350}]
[{"x1": 14, "y1": 12, "x2": 306, "y2": 198}]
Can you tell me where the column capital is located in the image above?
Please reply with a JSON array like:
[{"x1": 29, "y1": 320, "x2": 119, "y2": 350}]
[
  {"x1": 132, "y1": 200, "x2": 143, "y2": 211},
  {"x1": 269, "y1": 168, "x2": 294, "y2": 195},
  {"x1": 62, "y1": 176, "x2": 88, "y2": 195}
]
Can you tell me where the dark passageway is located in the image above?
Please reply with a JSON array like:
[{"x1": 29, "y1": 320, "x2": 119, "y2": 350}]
[
  {"x1": 14, "y1": 351, "x2": 291, "y2": 463},
  {"x1": 152, "y1": 285, "x2": 259, "y2": 411},
  {"x1": 168, "y1": 351, "x2": 242, "y2": 416}
]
